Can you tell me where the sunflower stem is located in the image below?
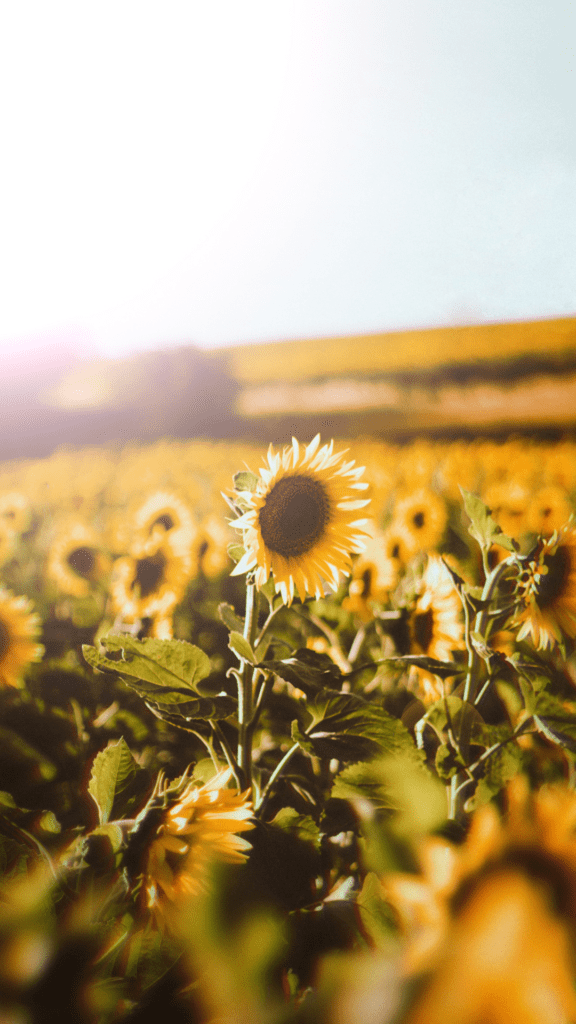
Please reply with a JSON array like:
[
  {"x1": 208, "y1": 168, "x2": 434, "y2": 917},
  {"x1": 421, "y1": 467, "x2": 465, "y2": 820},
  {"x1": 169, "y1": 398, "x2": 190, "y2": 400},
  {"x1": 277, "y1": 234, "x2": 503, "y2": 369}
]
[
  {"x1": 237, "y1": 580, "x2": 259, "y2": 791},
  {"x1": 451, "y1": 554, "x2": 519, "y2": 820}
]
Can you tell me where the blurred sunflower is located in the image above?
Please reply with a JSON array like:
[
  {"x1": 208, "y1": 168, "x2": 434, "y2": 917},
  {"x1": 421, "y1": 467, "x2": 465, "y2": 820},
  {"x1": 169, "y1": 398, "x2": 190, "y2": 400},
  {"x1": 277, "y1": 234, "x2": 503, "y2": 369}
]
[
  {"x1": 110, "y1": 529, "x2": 192, "y2": 622},
  {"x1": 482, "y1": 479, "x2": 530, "y2": 539},
  {"x1": 392, "y1": 488, "x2": 448, "y2": 555},
  {"x1": 132, "y1": 490, "x2": 197, "y2": 546},
  {"x1": 526, "y1": 485, "x2": 572, "y2": 537},
  {"x1": 515, "y1": 525, "x2": 576, "y2": 649},
  {"x1": 0, "y1": 520, "x2": 16, "y2": 568},
  {"x1": 138, "y1": 767, "x2": 254, "y2": 923},
  {"x1": 0, "y1": 492, "x2": 30, "y2": 534},
  {"x1": 230, "y1": 435, "x2": 370, "y2": 605},
  {"x1": 408, "y1": 555, "x2": 464, "y2": 704},
  {"x1": 0, "y1": 589, "x2": 44, "y2": 687},
  {"x1": 46, "y1": 522, "x2": 111, "y2": 598},
  {"x1": 196, "y1": 513, "x2": 234, "y2": 578},
  {"x1": 343, "y1": 523, "x2": 404, "y2": 621},
  {"x1": 384, "y1": 778, "x2": 576, "y2": 1024}
]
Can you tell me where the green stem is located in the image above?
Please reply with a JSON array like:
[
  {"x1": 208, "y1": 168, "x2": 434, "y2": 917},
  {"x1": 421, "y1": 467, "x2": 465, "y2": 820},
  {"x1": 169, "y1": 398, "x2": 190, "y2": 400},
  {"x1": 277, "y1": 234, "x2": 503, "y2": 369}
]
[
  {"x1": 463, "y1": 555, "x2": 517, "y2": 705},
  {"x1": 237, "y1": 581, "x2": 259, "y2": 791},
  {"x1": 212, "y1": 722, "x2": 242, "y2": 790},
  {"x1": 450, "y1": 554, "x2": 518, "y2": 820},
  {"x1": 255, "y1": 741, "x2": 300, "y2": 815}
]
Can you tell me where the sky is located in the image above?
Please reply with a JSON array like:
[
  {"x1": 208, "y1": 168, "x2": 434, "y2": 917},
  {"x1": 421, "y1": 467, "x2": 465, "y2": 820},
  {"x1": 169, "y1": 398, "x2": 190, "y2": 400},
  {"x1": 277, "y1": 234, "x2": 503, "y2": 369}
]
[{"x1": 0, "y1": 1, "x2": 574, "y2": 361}]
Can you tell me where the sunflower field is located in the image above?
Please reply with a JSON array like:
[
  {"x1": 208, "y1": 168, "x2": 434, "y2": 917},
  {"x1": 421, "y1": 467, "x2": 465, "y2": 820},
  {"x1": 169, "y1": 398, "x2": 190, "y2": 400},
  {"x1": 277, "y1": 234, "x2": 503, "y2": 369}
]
[{"x1": 2, "y1": 431, "x2": 576, "y2": 1022}]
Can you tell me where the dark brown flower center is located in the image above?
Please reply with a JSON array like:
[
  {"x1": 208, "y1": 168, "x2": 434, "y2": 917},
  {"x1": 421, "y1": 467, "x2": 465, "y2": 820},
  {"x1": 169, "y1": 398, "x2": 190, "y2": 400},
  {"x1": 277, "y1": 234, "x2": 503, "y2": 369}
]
[
  {"x1": 67, "y1": 546, "x2": 96, "y2": 579},
  {"x1": 258, "y1": 474, "x2": 331, "y2": 558},
  {"x1": 153, "y1": 514, "x2": 175, "y2": 531},
  {"x1": 360, "y1": 566, "x2": 374, "y2": 598},
  {"x1": 0, "y1": 619, "x2": 10, "y2": 660},
  {"x1": 413, "y1": 511, "x2": 425, "y2": 530},
  {"x1": 413, "y1": 608, "x2": 434, "y2": 653},
  {"x1": 134, "y1": 553, "x2": 166, "y2": 597},
  {"x1": 536, "y1": 546, "x2": 571, "y2": 608}
]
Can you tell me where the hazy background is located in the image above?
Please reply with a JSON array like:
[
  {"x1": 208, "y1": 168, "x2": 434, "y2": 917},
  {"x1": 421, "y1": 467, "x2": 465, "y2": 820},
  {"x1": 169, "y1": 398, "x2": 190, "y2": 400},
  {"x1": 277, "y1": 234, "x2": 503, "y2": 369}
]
[{"x1": 1, "y1": 0, "x2": 574, "y2": 363}]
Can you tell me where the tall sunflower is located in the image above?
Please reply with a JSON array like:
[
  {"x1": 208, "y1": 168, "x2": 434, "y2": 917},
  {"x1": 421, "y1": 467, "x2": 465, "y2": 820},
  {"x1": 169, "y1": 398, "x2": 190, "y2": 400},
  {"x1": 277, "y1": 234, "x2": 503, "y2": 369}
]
[
  {"x1": 0, "y1": 589, "x2": 44, "y2": 688},
  {"x1": 136, "y1": 767, "x2": 254, "y2": 924},
  {"x1": 230, "y1": 435, "x2": 370, "y2": 605},
  {"x1": 515, "y1": 525, "x2": 576, "y2": 649}
]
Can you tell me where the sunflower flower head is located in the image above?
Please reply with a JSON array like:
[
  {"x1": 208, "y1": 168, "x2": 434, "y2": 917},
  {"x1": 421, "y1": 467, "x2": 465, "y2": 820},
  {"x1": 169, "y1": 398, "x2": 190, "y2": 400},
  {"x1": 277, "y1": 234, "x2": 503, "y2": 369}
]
[
  {"x1": 133, "y1": 767, "x2": 254, "y2": 925},
  {"x1": 0, "y1": 589, "x2": 44, "y2": 688},
  {"x1": 407, "y1": 554, "x2": 464, "y2": 704},
  {"x1": 384, "y1": 779, "x2": 576, "y2": 1024},
  {"x1": 230, "y1": 435, "x2": 370, "y2": 605},
  {"x1": 515, "y1": 524, "x2": 576, "y2": 649}
]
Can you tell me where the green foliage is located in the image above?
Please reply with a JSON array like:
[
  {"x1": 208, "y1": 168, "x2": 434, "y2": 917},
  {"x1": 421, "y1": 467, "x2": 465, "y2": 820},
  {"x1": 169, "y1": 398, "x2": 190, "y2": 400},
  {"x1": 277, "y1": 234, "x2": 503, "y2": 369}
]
[
  {"x1": 83, "y1": 634, "x2": 212, "y2": 692},
  {"x1": 88, "y1": 737, "x2": 142, "y2": 825},
  {"x1": 460, "y1": 487, "x2": 516, "y2": 551}
]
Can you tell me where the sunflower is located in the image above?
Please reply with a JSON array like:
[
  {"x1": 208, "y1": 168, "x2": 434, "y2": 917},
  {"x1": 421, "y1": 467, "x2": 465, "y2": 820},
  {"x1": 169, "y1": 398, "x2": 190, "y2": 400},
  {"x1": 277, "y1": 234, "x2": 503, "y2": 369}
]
[
  {"x1": 0, "y1": 492, "x2": 30, "y2": 535},
  {"x1": 383, "y1": 779, "x2": 576, "y2": 1024},
  {"x1": 392, "y1": 488, "x2": 448, "y2": 555},
  {"x1": 0, "y1": 589, "x2": 44, "y2": 688},
  {"x1": 137, "y1": 767, "x2": 254, "y2": 923},
  {"x1": 230, "y1": 435, "x2": 370, "y2": 605},
  {"x1": 407, "y1": 555, "x2": 464, "y2": 704},
  {"x1": 482, "y1": 480, "x2": 530, "y2": 539},
  {"x1": 196, "y1": 513, "x2": 234, "y2": 578},
  {"x1": 526, "y1": 485, "x2": 572, "y2": 537},
  {"x1": 46, "y1": 522, "x2": 111, "y2": 598},
  {"x1": 343, "y1": 523, "x2": 404, "y2": 621},
  {"x1": 0, "y1": 520, "x2": 16, "y2": 568},
  {"x1": 132, "y1": 490, "x2": 197, "y2": 546},
  {"x1": 110, "y1": 529, "x2": 192, "y2": 622},
  {"x1": 515, "y1": 525, "x2": 576, "y2": 649}
]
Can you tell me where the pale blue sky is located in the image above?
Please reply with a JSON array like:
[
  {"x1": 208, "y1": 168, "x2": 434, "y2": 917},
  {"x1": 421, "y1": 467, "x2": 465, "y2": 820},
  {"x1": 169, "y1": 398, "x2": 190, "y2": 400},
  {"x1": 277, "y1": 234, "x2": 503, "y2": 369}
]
[{"x1": 0, "y1": 1, "x2": 574, "y2": 358}]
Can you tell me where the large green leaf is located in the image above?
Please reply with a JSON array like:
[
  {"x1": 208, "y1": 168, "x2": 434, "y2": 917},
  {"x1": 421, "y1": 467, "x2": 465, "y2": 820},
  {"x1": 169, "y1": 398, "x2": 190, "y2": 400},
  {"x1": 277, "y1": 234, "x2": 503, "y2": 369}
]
[
  {"x1": 88, "y1": 737, "x2": 141, "y2": 825},
  {"x1": 83, "y1": 635, "x2": 212, "y2": 700},
  {"x1": 294, "y1": 690, "x2": 420, "y2": 763}
]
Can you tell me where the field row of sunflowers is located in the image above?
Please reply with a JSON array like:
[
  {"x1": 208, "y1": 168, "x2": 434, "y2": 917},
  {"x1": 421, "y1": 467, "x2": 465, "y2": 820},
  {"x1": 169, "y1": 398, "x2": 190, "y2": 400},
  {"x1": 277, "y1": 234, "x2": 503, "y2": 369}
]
[{"x1": 1, "y1": 432, "x2": 576, "y2": 1023}]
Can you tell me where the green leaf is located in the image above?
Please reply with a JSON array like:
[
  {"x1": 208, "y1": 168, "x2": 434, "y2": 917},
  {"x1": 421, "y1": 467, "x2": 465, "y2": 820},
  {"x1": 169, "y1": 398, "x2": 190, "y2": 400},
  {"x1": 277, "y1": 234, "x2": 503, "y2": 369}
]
[
  {"x1": 379, "y1": 654, "x2": 461, "y2": 680},
  {"x1": 334, "y1": 753, "x2": 446, "y2": 842},
  {"x1": 435, "y1": 743, "x2": 465, "y2": 780},
  {"x1": 460, "y1": 488, "x2": 516, "y2": 552},
  {"x1": 82, "y1": 635, "x2": 211, "y2": 697},
  {"x1": 233, "y1": 471, "x2": 259, "y2": 493},
  {"x1": 218, "y1": 602, "x2": 244, "y2": 634},
  {"x1": 266, "y1": 649, "x2": 343, "y2": 696},
  {"x1": 531, "y1": 692, "x2": 576, "y2": 752},
  {"x1": 466, "y1": 742, "x2": 523, "y2": 810},
  {"x1": 143, "y1": 693, "x2": 237, "y2": 724},
  {"x1": 296, "y1": 690, "x2": 421, "y2": 763},
  {"x1": 356, "y1": 871, "x2": 397, "y2": 947},
  {"x1": 269, "y1": 808, "x2": 321, "y2": 850},
  {"x1": 88, "y1": 738, "x2": 141, "y2": 825},
  {"x1": 228, "y1": 631, "x2": 256, "y2": 664},
  {"x1": 425, "y1": 695, "x2": 485, "y2": 743}
]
